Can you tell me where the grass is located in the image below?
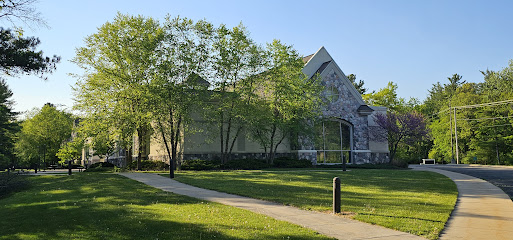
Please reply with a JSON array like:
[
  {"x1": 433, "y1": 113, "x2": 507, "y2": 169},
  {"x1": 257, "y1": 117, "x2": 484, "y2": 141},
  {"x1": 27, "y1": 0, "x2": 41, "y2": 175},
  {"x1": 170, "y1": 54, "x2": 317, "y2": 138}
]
[
  {"x1": 0, "y1": 173, "x2": 333, "y2": 240},
  {"x1": 172, "y1": 169, "x2": 457, "y2": 240}
]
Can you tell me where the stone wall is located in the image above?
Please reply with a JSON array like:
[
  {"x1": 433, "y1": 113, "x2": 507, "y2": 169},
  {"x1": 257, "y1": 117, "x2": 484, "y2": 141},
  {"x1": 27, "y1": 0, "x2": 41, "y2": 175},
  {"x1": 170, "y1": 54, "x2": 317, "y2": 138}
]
[
  {"x1": 353, "y1": 152, "x2": 389, "y2": 164},
  {"x1": 182, "y1": 152, "x2": 296, "y2": 161},
  {"x1": 298, "y1": 69, "x2": 390, "y2": 165},
  {"x1": 147, "y1": 152, "x2": 297, "y2": 163},
  {"x1": 297, "y1": 151, "x2": 317, "y2": 164},
  {"x1": 321, "y1": 70, "x2": 369, "y2": 151}
]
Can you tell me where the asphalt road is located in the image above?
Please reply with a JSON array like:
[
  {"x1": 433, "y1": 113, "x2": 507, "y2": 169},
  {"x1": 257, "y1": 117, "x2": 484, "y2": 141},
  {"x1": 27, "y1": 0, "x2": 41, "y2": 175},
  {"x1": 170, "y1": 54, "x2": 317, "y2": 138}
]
[{"x1": 428, "y1": 165, "x2": 513, "y2": 199}]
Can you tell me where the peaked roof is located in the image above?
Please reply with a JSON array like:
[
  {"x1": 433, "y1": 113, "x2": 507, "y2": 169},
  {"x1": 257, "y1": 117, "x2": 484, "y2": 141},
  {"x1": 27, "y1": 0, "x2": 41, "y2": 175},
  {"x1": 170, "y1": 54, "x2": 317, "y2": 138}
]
[
  {"x1": 302, "y1": 46, "x2": 366, "y2": 106},
  {"x1": 303, "y1": 54, "x2": 314, "y2": 64}
]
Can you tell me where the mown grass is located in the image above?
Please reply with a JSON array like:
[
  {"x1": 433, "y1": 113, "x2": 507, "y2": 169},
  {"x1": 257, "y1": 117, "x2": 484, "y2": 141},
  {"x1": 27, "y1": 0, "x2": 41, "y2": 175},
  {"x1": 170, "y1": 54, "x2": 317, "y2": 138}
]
[
  {"x1": 173, "y1": 169, "x2": 457, "y2": 239},
  {"x1": 0, "y1": 173, "x2": 333, "y2": 240}
]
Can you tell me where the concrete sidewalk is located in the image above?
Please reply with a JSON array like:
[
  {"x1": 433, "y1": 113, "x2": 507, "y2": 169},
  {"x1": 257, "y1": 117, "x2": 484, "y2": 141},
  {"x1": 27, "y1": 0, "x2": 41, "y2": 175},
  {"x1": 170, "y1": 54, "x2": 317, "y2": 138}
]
[
  {"x1": 119, "y1": 172, "x2": 423, "y2": 240},
  {"x1": 412, "y1": 166, "x2": 513, "y2": 240}
]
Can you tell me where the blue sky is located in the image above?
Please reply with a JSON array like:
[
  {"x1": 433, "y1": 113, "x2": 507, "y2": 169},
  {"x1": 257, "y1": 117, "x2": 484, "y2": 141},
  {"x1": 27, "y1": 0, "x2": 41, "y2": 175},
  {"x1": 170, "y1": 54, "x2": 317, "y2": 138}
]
[{"x1": 4, "y1": 0, "x2": 513, "y2": 114}]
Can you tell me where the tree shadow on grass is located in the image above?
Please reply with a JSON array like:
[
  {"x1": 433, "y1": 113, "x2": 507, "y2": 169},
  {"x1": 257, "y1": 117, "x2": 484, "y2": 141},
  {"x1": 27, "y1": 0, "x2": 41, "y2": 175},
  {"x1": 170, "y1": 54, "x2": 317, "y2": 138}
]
[
  {"x1": 176, "y1": 170, "x2": 457, "y2": 214},
  {"x1": 0, "y1": 173, "x2": 331, "y2": 240},
  {"x1": 174, "y1": 169, "x2": 457, "y2": 239}
]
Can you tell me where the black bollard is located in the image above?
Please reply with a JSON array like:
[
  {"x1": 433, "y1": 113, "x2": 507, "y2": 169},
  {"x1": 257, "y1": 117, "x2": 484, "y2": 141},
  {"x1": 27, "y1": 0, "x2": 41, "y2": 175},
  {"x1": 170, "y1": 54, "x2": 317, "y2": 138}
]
[
  {"x1": 333, "y1": 177, "x2": 341, "y2": 213},
  {"x1": 68, "y1": 160, "x2": 72, "y2": 175}
]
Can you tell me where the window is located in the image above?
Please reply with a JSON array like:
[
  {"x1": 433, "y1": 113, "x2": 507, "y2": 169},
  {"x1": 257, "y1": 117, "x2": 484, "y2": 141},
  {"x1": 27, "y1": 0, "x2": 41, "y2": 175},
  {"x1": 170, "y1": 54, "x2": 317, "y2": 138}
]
[
  {"x1": 315, "y1": 120, "x2": 353, "y2": 164},
  {"x1": 325, "y1": 85, "x2": 340, "y2": 102}
]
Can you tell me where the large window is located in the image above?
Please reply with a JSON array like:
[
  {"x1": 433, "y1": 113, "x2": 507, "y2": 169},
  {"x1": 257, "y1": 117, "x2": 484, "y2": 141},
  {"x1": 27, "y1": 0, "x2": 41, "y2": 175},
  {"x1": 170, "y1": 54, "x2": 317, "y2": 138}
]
[{"x1": 315, "y1": 120, "x2": 352, "y2": 164}]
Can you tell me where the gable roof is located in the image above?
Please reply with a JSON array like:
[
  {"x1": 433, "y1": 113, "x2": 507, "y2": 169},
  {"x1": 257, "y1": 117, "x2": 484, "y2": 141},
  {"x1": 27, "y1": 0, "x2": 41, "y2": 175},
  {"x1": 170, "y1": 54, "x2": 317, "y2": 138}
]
[
  {"x1": 314, "y1": 61, "x2": 331, "y2": 77},
  {"x1": 303, "y1": 54, "x2": 314, "y2": 64},
  {"x1": 302, "y1": 46, "x2": 366, "y2": 106}
]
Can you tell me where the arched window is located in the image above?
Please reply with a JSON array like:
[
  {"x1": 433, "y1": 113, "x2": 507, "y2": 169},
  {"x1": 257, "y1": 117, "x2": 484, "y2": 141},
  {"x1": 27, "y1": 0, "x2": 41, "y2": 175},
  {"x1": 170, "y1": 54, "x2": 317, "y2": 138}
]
[{"x1": 314, "y1": 119, "x2": 353, "y2": 164}]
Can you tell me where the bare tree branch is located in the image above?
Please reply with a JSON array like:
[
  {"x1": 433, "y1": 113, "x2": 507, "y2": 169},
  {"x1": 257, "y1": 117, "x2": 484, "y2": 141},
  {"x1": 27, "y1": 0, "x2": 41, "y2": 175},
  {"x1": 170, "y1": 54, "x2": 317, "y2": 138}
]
[{"x1": 0, "y1": 0, "x2": 47, "y2": 29}]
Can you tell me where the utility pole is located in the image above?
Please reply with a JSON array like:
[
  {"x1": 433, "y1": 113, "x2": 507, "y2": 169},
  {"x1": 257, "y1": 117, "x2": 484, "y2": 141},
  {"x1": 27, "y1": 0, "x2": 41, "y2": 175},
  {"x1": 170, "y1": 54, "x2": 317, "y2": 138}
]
[
  {"x1": 494, "y1": 119, "x2": 500, "y2": 165},
  {"x1": 449, "y1": 105, "x2": 454, "y2": 164},
  {"x1": 453, "y1": 108, "x2": 459, "y2": 164}
]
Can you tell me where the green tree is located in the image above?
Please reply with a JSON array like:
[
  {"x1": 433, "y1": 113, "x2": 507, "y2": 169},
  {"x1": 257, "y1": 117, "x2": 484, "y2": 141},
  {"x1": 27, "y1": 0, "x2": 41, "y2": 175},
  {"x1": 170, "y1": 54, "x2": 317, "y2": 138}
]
[
  {"x1": 363, "y1": 82, "x2": 405, "y2": 111},
  {"x1": 473, "y1": 63, "x2": 513, "y2": 164},
  {"x1": 56, "y1": 138, "x2": 84, "y2": 165},
  {"x1": 0, "y1": 80, "x2": 17, "y2": 169},
  {"x1": 75, "y1": 116, "x2": 118, "y2": 164},
  {"x1": 346, "y1": 74, "x2": 367, "y2": 94},
  {"x1": 422, "y1": 73, "x2": 467, "y2": 163},
  {"x1": 15, "y1": 103, "x2": 73, "y2": 170},
  {"x1": 206, "y1": 23, "x2": 263, "y2": 164},
  {"x1": 0, "y1": 28, "x2": 60, "y2": 79},
  {"x1": 150, "y1": 16, "x2": 214, "y2": 175},
  {"x1": 73, "y1": 13, "x2": 165, "y2": 170},
  {"x1": 247, "y1": 40, "x2": 323, "y2": 164}
]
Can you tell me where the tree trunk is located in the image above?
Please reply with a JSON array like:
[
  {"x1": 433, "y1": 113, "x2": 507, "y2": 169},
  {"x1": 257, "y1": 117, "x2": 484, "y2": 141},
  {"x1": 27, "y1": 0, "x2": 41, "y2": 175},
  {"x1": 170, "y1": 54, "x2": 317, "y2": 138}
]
[
  {"x1": 228, "y1": 126, "x2": 242, "y2": 158},
  {"x1": 268, "y1": 124, "x2": 277, "y2": 164},
  {"x1": 158, "y1": 120, "x2": 174, "y2": 178},
  {"x1": 219, "y1": 111, "x2": 225, "y2": 164},
  {"x1": 172, "y1": 116, "x2": 182, "y2": 170},
  {"x1": 224, "y1": 112, "x2": 233, "y2": 162},
  {"x1": 136, "y1": 127, "x2": 145, "y2": 171},
  {"x1": 271, "y1": 133, "x2": 287, "y2": 165}
]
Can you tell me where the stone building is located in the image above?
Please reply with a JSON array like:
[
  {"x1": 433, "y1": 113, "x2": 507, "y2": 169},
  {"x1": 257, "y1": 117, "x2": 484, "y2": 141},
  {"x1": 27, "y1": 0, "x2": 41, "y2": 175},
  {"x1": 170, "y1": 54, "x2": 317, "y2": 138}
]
[
  {"x1": 82, "y1": 47, "x2": 389, "y2": 166},
  {"x1": 297, "y1": 47, "x2": 389, "y2": 164}
]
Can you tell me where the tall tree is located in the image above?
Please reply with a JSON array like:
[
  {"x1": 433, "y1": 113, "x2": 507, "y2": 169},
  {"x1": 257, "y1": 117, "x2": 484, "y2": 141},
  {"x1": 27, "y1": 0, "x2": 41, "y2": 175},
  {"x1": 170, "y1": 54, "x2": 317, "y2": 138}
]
[
  {"x1": 73, "y1": 13, "x2": 165, "y2": 170},
  {"x1": 150, "y1": 16, "x2": 214, "y2": 176},
  {"x1": 445, "y1": 73, "x2": 466, "y2": 96},
  {"x1": 56, "y1": 137, "x2": 84, "y2": 165},
  {"x1": 247, "y1": 40, "x2": 323, "y2": 164},
  {"x1": 363, "y1": 82, "x2": 405, "y2": 112},
  {"x1": 0, "y1": 80, "x2": 16, "y2": 169},
  {"x1": 0, "y1": 28, "x2": 60, "y2": 79},
  {"x1": 206, "y1": 23, "x2": 263, "y2": 164},
  {"x1": 346, "y1": 73, "x2": 367, "y2": 94},
  {"x1": 15, "y1": 103, "x2": 73, "y2": 169},
  {"x1": 76, "y1": 116, "x2": 118, "y2": 164}
]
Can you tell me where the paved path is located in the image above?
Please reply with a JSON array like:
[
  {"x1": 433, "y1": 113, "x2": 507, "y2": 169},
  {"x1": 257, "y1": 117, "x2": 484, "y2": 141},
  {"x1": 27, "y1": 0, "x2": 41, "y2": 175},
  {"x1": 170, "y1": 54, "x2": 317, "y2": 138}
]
[
  {"x1": 427, "y1": 164, "x2": 513, "y2": 199},
  {"x1": 412, "y1": 165, "x2": 513, "y2": 240},
  {"x1": 119, "y1": 172, "x2": 423, "y2": 240}
]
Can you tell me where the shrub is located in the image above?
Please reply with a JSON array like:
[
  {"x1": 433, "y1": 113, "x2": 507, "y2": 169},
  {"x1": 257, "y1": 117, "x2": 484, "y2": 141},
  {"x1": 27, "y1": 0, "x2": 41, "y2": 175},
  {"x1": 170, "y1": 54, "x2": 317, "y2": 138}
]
[
  {"x1": 84, "y1": 167, "x2": 114, "y2": 173},
  {"x1": 89, "y1": 162, "x2": 115, "y2": 168},
  {"x1": 390, "y1": 159, "x2": 409, "y2": 168},
  {"x1": 222, "y1": 159, "x2": 270, "y2": 170},
  {"x1": 127, "y1": 160, "x2": 169, "y2": 171},
  {"x1": 0, "y1": 173, "x2": 29, "y2": 198},
  {"x1": 315, "y1": 163, "x2": 403, "y2": 169},
  {"x1": 84, "y1": 162, "x2": 115, "y2": 173},
  {"x1": 272, "y1": 157, "x2": 312, "y2": 168},
  {"x1": 181, "y1": 159, "x2": 221, "y2": 171}
]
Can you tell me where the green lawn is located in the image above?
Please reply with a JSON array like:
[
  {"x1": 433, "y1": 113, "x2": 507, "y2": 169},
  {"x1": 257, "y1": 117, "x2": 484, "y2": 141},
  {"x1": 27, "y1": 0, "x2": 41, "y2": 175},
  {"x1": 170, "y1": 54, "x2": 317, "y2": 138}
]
[
  {"x1": 0, "y1": 173, "x2": 332, "y2": 240},
  {"x1": 173, "y1": 169, "x2": 458, "y2": 240}
]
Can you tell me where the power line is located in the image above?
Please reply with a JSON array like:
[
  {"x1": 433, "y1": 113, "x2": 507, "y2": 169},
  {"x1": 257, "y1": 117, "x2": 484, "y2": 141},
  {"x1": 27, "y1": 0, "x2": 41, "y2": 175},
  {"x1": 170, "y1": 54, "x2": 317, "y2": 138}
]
[
  {"x1": 459, "y1": 116, "x2": 513, "y2": 121},
  {"x1": 454, "y1": 99, "x2": 513, "y2": 109},
  {"x1": 475, "y1": 124, "x2": 512, "y2": 129},
  {"x1": 436, "y1": 99, "x2": 513, "y2": 115}
]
